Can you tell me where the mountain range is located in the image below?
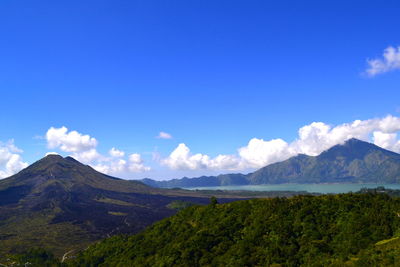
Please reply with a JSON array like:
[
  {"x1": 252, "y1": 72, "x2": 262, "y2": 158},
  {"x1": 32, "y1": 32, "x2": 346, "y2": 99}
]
[
  {"x1": 0, "y1": 155, "x2": 243, "y2": 257},
  {"x1": 1, "y1": 138, "x2": 400, "y2": 259},
  {"x1": 142, "y1": 138, "x2": 400, "y2": 188}
]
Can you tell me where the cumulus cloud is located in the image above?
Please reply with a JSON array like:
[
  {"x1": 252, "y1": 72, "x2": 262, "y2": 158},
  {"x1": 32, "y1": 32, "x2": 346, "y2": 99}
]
[
  {"x1": 93, "y1": 154, "x2": 150, "y2": 175},
  {"x1": 0, "y1": 140, "x2": 28, "y2": 178},
  {"x1": 162, "y1": 115, "x2": 400, "y2": 171},
  {"x1": 157, "y1": 131, "x2": 173, "y2": 139},
  {"x1": 45, "y1": 127, "x2": 150, "y2": 175},
  {"x1": 46, "y1": 126, "x2": 98, "y2": 153},
  {"x1": 373, "y1": 131, "x2": 400, "y2": 153},
  {"x1": 72, "y1": 148, "x2": 102, "y2": 163},
  {"x1": 162, "y1": 143, "x2": 240, "y2": 171},
  {"x1": 366, "y1": 46, "x2": 400, "y2": 77},
  {"x1": 109, "y1": 147, "x2": 125, "y2": 157},
  {"x1": 128, "y1": 153, "x2": 151, "y2": 172},
  {"x1": 238, "y1": 138, "x2": 291, "y2": 168},
  {"x1": 93, "y1": 159, "x2": 126, "y2": 175},
  {"x1": 162, "y1": 143, "x2": 209, "y2": 170}
]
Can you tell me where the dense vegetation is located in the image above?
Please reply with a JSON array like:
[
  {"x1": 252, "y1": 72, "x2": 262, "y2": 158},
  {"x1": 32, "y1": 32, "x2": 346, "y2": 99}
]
[
  {"x1": 144, "y1": 138, "x2": 400, "y2": 187},
  {"x1": 3, "y1": 153, "x2": 400, "y2": 266},
  {"x1": 69, "y1": 193, "x2": 400, "y2": 266},
  {"x1": 0, "y1": 155, "x2": 280, "y2": 257},
  {"x1": 4, "y1": 248, "x2": 60, "y2": 266}
]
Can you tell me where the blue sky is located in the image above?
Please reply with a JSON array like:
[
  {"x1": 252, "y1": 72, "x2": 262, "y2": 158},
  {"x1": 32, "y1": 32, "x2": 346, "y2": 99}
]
[{"x1": 1, "y1": 0, "x2": 400, "y2": 179}]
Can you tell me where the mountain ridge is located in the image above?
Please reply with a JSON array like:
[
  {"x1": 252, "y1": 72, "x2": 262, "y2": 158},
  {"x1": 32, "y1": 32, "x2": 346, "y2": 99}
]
[{"x1": 142, "y1": 138, "x2": 400, "y2": 187}]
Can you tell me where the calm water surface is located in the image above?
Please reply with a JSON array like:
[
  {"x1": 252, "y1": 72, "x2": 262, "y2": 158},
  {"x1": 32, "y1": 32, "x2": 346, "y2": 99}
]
[{"x1": 184, "y1": 184, "x2": 400, "y2": 194}]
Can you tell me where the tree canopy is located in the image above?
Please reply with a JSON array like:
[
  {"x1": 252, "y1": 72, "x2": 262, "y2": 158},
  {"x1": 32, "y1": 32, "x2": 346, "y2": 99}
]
[{"x1": 69, "y1": 193, "x2": 400, "y2": 266}]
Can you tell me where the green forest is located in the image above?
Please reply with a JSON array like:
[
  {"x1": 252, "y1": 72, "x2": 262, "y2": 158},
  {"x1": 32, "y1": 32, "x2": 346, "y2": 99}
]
[{"x1": 6, "y1": 192, "x2": 400, "y2": 266}]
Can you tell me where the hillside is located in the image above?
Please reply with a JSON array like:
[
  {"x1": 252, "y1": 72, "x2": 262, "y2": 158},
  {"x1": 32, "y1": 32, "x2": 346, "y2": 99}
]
[
  {"x1": 0, "y1": 155, "x2": 232, "y2": 257},
  {"x1": 0, "y1": 155, "x2": 303, "y2": 258},
  {"x1": 70, "y1": 193, "x2": 400, "y2": 266},
  {"x1": 248, "y1": 138, "x2": 400, "y2": 184},
  {"x1": 143, "y1": 138, "x2": 400, "y2": 187}
]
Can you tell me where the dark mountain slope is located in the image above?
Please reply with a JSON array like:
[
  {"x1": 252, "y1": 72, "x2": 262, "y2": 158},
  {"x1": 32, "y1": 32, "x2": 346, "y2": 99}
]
[
  {"x1": 143, "y1": 138, "x2": 400, "y2": 187},
  {"x1": 0, "y1": 155, "x2": 232, "y2": 257},
  {"x1": 0, "y1": 155, "x2": 150, "y2": 196}
]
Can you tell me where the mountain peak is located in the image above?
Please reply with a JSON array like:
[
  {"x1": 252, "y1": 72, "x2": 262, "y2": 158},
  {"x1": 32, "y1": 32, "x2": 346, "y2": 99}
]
[
  {"x1": 343, "y1": 138, "x2": 371, "y2": 146},
  {"x1": 41, "y1": 153, "x2": 64, "y2": 162},
  {"x1": 319, "y1": 138, "x2": 381, "y2": 160},
  {"x1": 26, "y1": 154, "x2": 82, "y2": 170},
  {"x1": 1, "y1": 153, "x2": 151, "y2": 196},
  {"x1": 344, "y1": 137, "x2": 363, "y2": 143},
  {"x1": 8, "y1": 154, "x2": 91, "y2": 185},
  {"x1": 38, "y1": 154, "x2": 71, "y2": 163}
]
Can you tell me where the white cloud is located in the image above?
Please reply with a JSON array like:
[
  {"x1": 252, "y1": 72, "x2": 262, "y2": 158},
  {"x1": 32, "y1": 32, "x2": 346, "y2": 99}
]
[
  {"x1": 72, "y1": 148, "x2": 102, "y2": 163},
  {"x1": 366, "y1": 46, "x2": 400, "y2": 77},
  {"x1": 128, "y1": 153, "x2": 151, "y2": 172},
  {"x1": 238, "y1": 138, "x2": 293, "y2": 168},
  {"x1": 373, "y1": 131, "x2": 400, "y2": 153},
  {"x1": 45, "y1": 126, "x2": 105, "y2": 164},
  {"x1": 94, "y1": 159, "x2": 127, "y2": 175},
  {"x1": 208, "y1": 154, "x2": 241, "y2": 170},
  {"x1": 45, "y1": 127, "x2": 150, "y2": 175},
  {"x1": 162, "y1": 143, "x2": 241, "y2": 171},
  {"x1": 0, "y1": 140, "x2": 28, "y2": 179},
  {"x1": 93, "y1": 154, "x2": 151, "y2": 175},
  {"x1": 291, "y1": 116, "x2": 400, "y2": 155},
  {"x1": 46, "y1": 126, "x2": 98, "y2": 153},
  {"x1": 162, "y1": 143, "x2": 209, "y2": 170},
  {"x1": 162, "y1": 115, "x2": 400, "y2": 171},
  {"x1": 157, "y1": 131, "x2": 173, "y2": 139},
  {"x1": 109, "y1": 147, "x2": 125, "y2": 157}
]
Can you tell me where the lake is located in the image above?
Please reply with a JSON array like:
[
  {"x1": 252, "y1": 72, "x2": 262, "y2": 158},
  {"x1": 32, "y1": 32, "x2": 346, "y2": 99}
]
[{"x1": 184, "y1": 183, "x2": 400, "y2": 194}]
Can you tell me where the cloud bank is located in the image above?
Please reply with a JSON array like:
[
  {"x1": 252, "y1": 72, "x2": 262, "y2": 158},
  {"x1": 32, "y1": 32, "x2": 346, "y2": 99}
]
[
  {"x1": 3, "y1": 115, "x2": 400, "y2": 178},
  {"x1": 0, "y1": 140, "x2": 28, "y2": 178},
  {"x1": 45, "y1": 127, "x2": 150, "y2": 175},
  {"x1": 366, "y1": 46, "x2": 400, "y2": 77},
  {"x1": 162, "y1": 115, "x2": 400, "y2": 171}
]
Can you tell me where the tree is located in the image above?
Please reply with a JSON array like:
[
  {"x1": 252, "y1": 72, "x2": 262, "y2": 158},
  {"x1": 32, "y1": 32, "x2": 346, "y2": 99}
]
[{"x1": 210, "y1": 196, "x2": 218, "y2": 206}]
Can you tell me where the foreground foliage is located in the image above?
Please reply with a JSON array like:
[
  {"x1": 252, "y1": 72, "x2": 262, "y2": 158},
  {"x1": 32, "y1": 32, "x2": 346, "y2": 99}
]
[
  {"x1": 69, "y1": 193, "x2": 400, "y2": 266},
  {"x1": 4, "y1": 248, "x2": 61, "y2": 266}
]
